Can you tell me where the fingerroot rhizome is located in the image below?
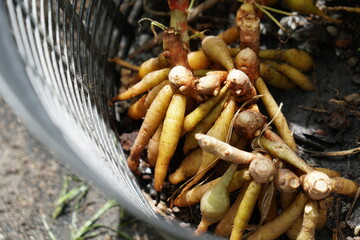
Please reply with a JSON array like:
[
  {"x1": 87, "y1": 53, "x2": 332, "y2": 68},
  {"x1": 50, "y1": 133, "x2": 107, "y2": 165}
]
[{"x1": 111, "y1": 1, "x2": 360, "y2": 239}]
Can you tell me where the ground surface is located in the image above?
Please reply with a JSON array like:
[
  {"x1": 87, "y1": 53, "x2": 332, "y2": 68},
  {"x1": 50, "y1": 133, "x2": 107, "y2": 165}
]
[{"x1": 0, "y1": 97, "x2": 164, "y2": 240}]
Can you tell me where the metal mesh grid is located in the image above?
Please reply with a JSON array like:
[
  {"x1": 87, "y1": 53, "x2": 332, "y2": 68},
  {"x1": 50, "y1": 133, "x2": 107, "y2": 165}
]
[{"x1": 4, "y1": 0, "x2": 157, "y2": 217}]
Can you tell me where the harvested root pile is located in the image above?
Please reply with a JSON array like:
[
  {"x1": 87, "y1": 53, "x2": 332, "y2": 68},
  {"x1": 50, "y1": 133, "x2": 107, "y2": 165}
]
[{"x1": 110, "y1": 0, "x2": 359, "y2": 239}]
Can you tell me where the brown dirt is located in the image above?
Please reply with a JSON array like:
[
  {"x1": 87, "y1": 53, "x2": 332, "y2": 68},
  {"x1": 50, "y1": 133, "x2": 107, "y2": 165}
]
[{"x1": 0, "y1": 97, "x2": 164, "y2": 240}]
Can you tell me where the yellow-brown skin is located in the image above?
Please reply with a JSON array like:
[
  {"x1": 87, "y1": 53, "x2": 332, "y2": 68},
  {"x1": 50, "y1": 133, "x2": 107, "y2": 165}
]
[
  {"x1": 234, "y1": 47, "x2": 259, "y2": 84},
  {"x1": 316, "y1": 197, "x2": 333, "y2": 230},
  {"x1": 259, "y1": 49, "x2": 314, "y2": 72},
  {"x1": 114, "y1": 68, "x2": 170, "y2": 101},
  {"x1": 259, "y1": 63, "x2": 296, "y2": 90},
  {"x1": 182, "y1": 84, "x2": 229, "y2": 133},
  {"x1": 283, "y1": 0, "x2": 341, "y2": 23},
  {"x1": 183, "y1": 90, "x2": 230, "y2": 153},
  {"x1": 147, "y1": 123, "x2": 162, "y2": 168},
  {"x1": 233, "y1": 109, "x2": 266, "y2": 140},
  {"x1": 127, "y1": 94, "x2": 148, "y2": 120},
  {"x1": 202, "y1": 36, "x2": 234, "y2": 71},
  {"x1": 249, "y1": 157, "x2": 276, "y2": 184},
  {"x1": 168, "y1": 148, "x2": 202, "y2": 185},
  {"x1": 154, "y1": 93, "x2": 186, "y2": 191},
  {"x1": 187, "y1": 50, "x2": 211, "y2": 70},
  {"x1": 127, "y1": 84, "x2": 174, "y2": 171},
  {"x1": 276, "y1": 168, "x2": 300, "y2": 193},
  {"x1": 330, "y1": 177, "x2": 359, "y2": 197},
  {"x1": 230, "y1": 180, "x2": 262, "y2": 240},
  {"x1": 247, "y1": 192, "x2": 309, "y2": 240},
  {"x1": 180, "y1": 96, "x2": 236, "y2": 193},
  {"x1": 138, "y1": 57, "x2": 163, "y2": 80},
  {"x1": 297, "y1": 200, "x2": 319, "y2": 240},
  {"x1": 127, "y1": 80, "x2": 168, "y2": 120},
  {"x1": 236, "y1": 3, "x2": 260, "y2": 55},
  {"x1": 217, "y1": 26, "x2": 239, "y2": 45},
  {"x1": 261, "y1": 60, "x2": 314, "y2": 91}
]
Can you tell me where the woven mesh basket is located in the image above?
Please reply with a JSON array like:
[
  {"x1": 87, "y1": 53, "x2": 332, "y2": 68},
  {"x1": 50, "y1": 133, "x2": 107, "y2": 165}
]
[{"x1": 0, "y1": 1, "x2": 220, "y2": 239}]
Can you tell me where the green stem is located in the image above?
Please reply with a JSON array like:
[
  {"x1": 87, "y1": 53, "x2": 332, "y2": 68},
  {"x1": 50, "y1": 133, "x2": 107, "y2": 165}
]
[
  {"x1": 188, "y1": 0, "x2": 195, "y2": 10},
  {"x1": 71, "y1": 185, "x2": 91, "y2": 238},
  {"x1": 253, "y1": 2, "x2": 287, "y2": 32},
  {"x1": 56, "y1": 184, "x2": 88, "y2": 206},
  {"x1": 260, "y1": 4, "x2": 293, "y2": 16},
  {"x1": 72, "y1": 200, "x2": 119, "y2": 240},
  {"x1": 52, "y1": 175, "x2": 70, "y2": 219},
  {"x1": 93, "y1": 225, "x2": 133, "y2": 240},
  {"x1": 138, "y1": 18, "x2": 167, "y2": 31},
  {"x1": 41, "y1": 214, "x2": 58, "y2": 240}
]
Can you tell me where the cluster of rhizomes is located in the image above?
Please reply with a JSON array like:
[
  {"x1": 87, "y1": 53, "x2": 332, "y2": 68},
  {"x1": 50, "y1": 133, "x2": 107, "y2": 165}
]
[{"x1": 111, "y1": 0, "x2": 359, "y2": 239}]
